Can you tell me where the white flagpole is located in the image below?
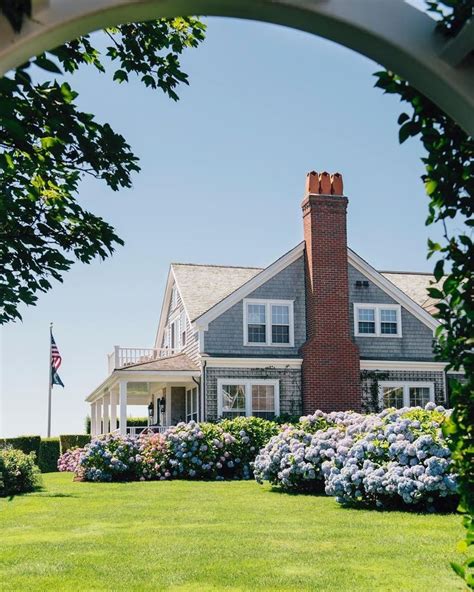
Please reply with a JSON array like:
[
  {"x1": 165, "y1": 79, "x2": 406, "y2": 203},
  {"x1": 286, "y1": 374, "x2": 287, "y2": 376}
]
[{"x1": 47, "y1": 322, "x2": 53, "y2": 438}]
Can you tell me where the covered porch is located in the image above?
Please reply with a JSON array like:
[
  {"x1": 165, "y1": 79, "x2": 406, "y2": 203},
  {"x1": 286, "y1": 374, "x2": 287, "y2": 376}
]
[{"x1": 86, "y1": 354, "x2": 201, "y2": 437}]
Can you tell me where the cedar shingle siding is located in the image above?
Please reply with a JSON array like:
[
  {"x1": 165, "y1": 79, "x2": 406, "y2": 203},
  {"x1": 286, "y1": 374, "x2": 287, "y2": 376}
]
[{"x1": 203, "y1": 256, "x2": 306, "y2": 357}]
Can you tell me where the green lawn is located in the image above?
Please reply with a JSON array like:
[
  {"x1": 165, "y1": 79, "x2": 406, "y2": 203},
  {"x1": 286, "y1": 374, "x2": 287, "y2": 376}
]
[{"x1": 0, "y1": 473, "x2": 463, "y2": 592}]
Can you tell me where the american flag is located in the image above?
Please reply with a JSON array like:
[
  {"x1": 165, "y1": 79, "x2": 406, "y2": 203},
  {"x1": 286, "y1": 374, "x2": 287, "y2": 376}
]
[{"x1": 50, "y1": 330, "x2": 64, "y2": 387}]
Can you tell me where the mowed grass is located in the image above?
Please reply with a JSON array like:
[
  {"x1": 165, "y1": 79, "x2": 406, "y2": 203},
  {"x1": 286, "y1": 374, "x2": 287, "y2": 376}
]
[{"x1": 0, "y1": 473, "x2": 463, "y2": 592}]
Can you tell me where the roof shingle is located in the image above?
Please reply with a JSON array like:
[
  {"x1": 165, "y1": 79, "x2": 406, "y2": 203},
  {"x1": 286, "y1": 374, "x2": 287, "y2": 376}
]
[{"x1": 172, "y1": 263, "x2": 263, "y2": 321}]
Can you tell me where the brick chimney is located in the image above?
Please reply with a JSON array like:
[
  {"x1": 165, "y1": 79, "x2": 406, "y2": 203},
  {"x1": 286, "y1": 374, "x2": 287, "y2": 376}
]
[{"x1": 300, "y1": 171, "x2": 361, "y2": 413}]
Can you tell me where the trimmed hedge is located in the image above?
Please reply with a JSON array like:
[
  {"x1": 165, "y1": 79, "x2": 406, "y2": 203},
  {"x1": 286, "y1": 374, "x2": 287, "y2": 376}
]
[
  {"x1": 0, "y1": 436, "x2": 41, "y2": 458},
  {"x1": 59, "y1": 435, "x2": 91, "y2": 454},
  {"x1": 38, "y1": 438, "x2": 60, "y2": 473}
]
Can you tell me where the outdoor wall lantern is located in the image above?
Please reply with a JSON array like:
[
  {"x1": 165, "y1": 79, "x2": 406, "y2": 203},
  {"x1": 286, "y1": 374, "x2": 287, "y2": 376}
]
[
  {"x1": 159, "y1": 397, "x2": 166, "y2": 415},
  {"x1": 147, "y1": 400, "x2": 154, "y2": 424}
]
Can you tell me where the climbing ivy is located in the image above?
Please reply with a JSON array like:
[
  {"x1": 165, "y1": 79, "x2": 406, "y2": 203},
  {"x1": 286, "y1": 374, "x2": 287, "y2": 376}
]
[{"x1": 374, "y1": 1, "x2": 473, "y2": 586}]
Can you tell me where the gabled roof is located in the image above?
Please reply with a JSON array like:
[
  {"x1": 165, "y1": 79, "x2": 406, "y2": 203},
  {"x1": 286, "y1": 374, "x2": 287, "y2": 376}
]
[
  {"x1": 348, "y1": 250, "x2": 439, "y2": 330},
  {"x1": 172, "y1": 263, "x2": 262, "y2": 322},
  {"x1": 380, "y1": 271, "x2": 443, "y2": 314},
  {"x1": 155, "y1": 243, "x2": 440, "y2": 346},
  {"x1": 193, "y1": 243, "x2": 305, "y2": 328}
]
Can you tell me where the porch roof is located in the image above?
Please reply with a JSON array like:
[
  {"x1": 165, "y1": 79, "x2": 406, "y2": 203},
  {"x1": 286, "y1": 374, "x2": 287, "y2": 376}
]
[
  {"x1": 115, "y1": 352, "x2": 199, "y2": 372},
  {"x1": 85, "y1": 353, "x2": 200, "y2": 402}
]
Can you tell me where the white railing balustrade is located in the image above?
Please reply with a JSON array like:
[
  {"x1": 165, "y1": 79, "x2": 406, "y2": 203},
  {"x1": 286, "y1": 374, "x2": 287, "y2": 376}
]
[
  {"x1": 107, "y1": 346, "x2": 178, "y2": 373},
  {"x1": 127, "y1": 426, "x2": 171, "y2": 437}
]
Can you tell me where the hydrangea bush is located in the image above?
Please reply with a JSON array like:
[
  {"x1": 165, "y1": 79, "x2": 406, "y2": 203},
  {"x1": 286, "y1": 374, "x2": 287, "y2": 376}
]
[
  {"x1": 325, "y1": 404, "x2": 458, "y2": 511},
  {"x1": 79, "y1": 435, "x2": 141, "y2": 482},
  {"x1": 217, "y1": 417, "x2": 279, "y2": 480},
  {"x1": 67, "y1": 408, "x2": 458, "y2": 512},
  {"x1": 57, "y1": 447, "x2": 84, "y2": 475},
  {"x1": 0, "y1": 447, "x2": 41, "y2": 496},
  {"x1": 138, "y1": 433, "x2": 169, "y2": 481}
]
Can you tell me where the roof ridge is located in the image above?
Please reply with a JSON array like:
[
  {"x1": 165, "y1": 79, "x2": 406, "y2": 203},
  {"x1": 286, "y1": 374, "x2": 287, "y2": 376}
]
[
  {"x1": 380, "y1": 270, "x2": 437, "y2": 276},
  {"x1": 171, "y1": 262, "x2": 263, "y2": 270}
]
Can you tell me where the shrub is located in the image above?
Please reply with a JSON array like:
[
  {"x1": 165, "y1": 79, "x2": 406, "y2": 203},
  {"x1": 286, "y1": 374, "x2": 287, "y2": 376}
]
[
  {"x1": 165, "y1": 422, "x2": 222, "y2": 479},
  {"x1": 217, "y1": 417, "x2": 279, "y2": 479},
  {"x1": 0, "y1": 447, "x2": 41, "y2": 496},
  {"x1": 58, "y1": 447, "x2": 85, "y2": 475},
  {"x1": 138, "y1": 434, "x2": 169, "y2": 480},
  {"x1": 79, "y1": 435, "x2": 141, "y2": 482},
  {"x1": 59, "y1": 435, "x2": 91, "y2": 454},
  {"x1": 38, "y1": 438, "x2": 60, "y2": 473},
  {"x1": 325, "y1": 404, "x2": 458, "y2": 511},
  {"x1": 254, "y1": 426, "x2": 349, "y2": 492},
  {"x1": 0, "y1": 435, "x2": 41, "y2": 458}
]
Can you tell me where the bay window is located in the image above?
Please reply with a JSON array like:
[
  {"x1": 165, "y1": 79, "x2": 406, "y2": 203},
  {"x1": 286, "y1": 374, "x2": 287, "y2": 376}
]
[
  {"x1": 244, "y1": 299, "x2": 294, "y2": 346},
  {"x1": 380, "y1": 382, "x2": 434, "y2": 409},
  {"x1": 218, "y1": 379, "x2": 280, "y2": 419},
  {"x1": 354, "y1": 303, "x2": 402, "y2": 337}
]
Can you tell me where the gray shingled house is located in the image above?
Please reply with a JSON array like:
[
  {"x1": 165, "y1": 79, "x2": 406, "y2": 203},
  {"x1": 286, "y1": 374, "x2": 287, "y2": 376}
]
[{"x1": 86, "y1": 171, "x2": 451, "y2": 436}]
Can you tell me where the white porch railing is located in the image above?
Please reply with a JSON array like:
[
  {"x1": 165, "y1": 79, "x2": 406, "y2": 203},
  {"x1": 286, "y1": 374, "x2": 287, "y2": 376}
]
[
  {"x1": 110, "y1": 426, "x2": 171, "y2": 437},
  {"x1": 108, "y1": 346, "x2": 178, "y2": 373}
]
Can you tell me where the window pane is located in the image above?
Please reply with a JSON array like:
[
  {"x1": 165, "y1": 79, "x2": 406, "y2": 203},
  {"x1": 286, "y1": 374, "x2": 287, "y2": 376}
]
[
  {"x1": 381, "y1": 309, "x2": 398, "y2": 334},
  {"x1": 252, "y1": 385, "x2": 275, "y2": 419},
  {"x1": 358, "y1": 321, "x2": 376, "y2": 334},
  {"x1": 248, "y1": 324, "x2": 266, "y2": 343},
  {"x1": 248, "y1": 304, "x2": 266, "y2": 324},
  {"x1": 222, "y1": 384, "x2": 246, "y2": 413},
  {"x1": 358, "y1": 308, "x2": 375, "y2": 321},
  {"x1": 383, "y1": 386, "x2": 404, "y2": 409},
  {"x1": 409, "y1": 387, "x2": 431, "y2": 407},
  {"x1": 272, "y1": 325, "x2": 290, "y2": 344},
  {"x1": 357, "y1": 308, "x2": 376, "y2": 334},
  {"x1": 272, "y1": 305, "x2": 289, "y2": 325},
  {"x1": 381, "y1": 309, "x2": 397, "y2": 322}
]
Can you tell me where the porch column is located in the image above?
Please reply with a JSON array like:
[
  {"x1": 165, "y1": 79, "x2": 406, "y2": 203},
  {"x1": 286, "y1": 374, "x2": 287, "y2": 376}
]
[
  {"x1": 96, "y1": 397, "x2": 103, "y2": 435},
  {"x1": 119, "y1": 381, "x2": 127, "y2": 435},
  {"x1": 103, "y1": 393, "x2": 110, "y2": 434},
  {"x1": 90, "y1": 402, "x2": 97, "y2": 436},
  {"x1": 110, "y1": 389, "x2": 118, "y2": 432}
]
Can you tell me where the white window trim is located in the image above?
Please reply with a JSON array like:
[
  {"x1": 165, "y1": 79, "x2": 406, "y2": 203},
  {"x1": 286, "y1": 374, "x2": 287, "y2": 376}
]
[
  {"x1": 354, "y1": 303, "x2": 402, "y2": 338},
  {"x1": 217, "y1": 378, "x2": 280, "y2": 417},
  {"x1": 243, "y1": 298, "x2": 295, "y2": 347},
  {"x1": 379, "y1": 381, "x2": 435, "y2": 408}
]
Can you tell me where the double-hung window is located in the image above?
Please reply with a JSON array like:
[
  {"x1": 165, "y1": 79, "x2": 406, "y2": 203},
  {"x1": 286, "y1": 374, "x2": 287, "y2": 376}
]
[
  {"x1": 244, "y1": 299, "x2": 294, "y2": 346},
  {"x1": 217, "y1": 379, "x2": 280, "y2": 419},
  {"x1": 380, "y1": 382, "x2": 434, "y2": 409},
  {"x1": 354, "y1": 304, "x2": 402, "y2": 337}
]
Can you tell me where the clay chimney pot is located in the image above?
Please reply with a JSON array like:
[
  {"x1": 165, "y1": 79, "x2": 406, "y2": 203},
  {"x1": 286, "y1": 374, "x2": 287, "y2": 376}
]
[
  {"x1": 331, "y1": 173, "x2": 344, "y2": 195},
  {"x1": 305, "y1": 171, "x2": 320, "y2": 195},
  {"x1": 319, "y1": 171, "x2": 332, "y2": 194}
]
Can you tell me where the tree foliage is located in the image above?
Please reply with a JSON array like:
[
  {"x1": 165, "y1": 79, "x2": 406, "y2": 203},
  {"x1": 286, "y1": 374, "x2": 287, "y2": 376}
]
[
  {"x1": 374, "y1": 1, "x2": 473, "y2": 586},
  {"x1": 0, "y1": 18, "x2": 205, "y2": 323}
]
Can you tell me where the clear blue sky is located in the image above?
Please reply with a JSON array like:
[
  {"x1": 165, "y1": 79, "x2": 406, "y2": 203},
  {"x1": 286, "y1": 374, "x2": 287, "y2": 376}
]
[{"x1": 1, "y1": 9, "x2": 444, "y2": 437}]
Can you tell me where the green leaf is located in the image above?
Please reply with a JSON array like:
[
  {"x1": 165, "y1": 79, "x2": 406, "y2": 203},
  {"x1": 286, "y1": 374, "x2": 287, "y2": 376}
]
[
  {"x1": 450, "y1": 562, "x2": 465, "y2": 579},
  {"x1": 35, "y1": 56, "x2": 63, "y2": 74},
  {"x1": 113, "y1": 70, "x2": 128, "y2": 83},
  {"x1": 424, "y1": 178, "x2": 438, "y2": 196}
]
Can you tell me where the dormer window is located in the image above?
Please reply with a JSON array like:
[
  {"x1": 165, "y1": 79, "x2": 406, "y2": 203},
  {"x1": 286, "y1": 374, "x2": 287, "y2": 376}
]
[
  {"x1": 244, "y1": 299, "x2": 294, "y2": 347},
  {"x1": 354, "y1": 304, "x2": 402, "y2": 337}
]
